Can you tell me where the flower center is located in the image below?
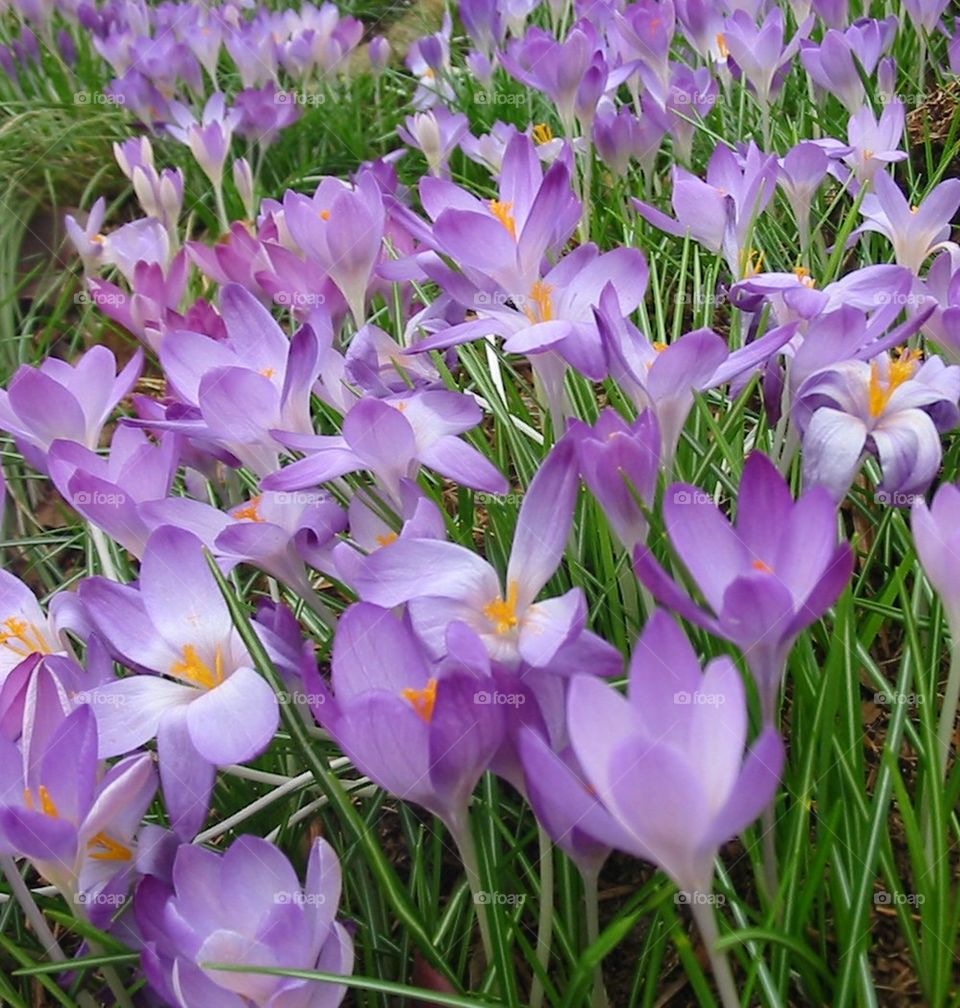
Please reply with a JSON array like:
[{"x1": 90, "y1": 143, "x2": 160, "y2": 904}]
[
  {"x1": 171, "y1": 644, "x2": 224, "y2": 690},
  {"x1": 532, "y1": 122, "x2": 553, "y2": 145},
  {"x1": 232, "y1": 496, "x2": 265, "y2": 522},
  {"x1": 87, "y1": 832, "x2": 133, "y2": 862},
  {"x1": 319, "y1": 209, "x2": 331, "y2": 221},
  {"x1": 488, "y1": 199, "x2": 517, "y2": 238},
  {"x1": 483, "y1": 580, "x2": 520, "y2": 636},
  {"x1": 868, "y1": 350, "x2": 921, "y2": 417},
  {"x1": 716, "y1": 32, "x2": 729, "y2": 57},
  {"x1": 0, "y1": 617, "x2": 52, "y2": 659},
  {"x1": 375, "y1": 532, "x2": 398, "y2": 547},
  {"x1": 402, "y1": 678, "x2": 438, "y2": 722},
  {"x1": 23, "y1": 785, "x2": 58, "y2": 818},
  {"x1": 741, "y1": 248, "x2": 764, "y2": 278},
  {"x1": 524, "y1": 281, "x2": 555, "y2": 323}
]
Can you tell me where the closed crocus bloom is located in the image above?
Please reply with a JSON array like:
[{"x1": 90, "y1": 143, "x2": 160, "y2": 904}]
[
  {"x1": 913, "y1": 484, "x2": 960, "y2": 632},
  {"x1": 79, "y1": 526, "x2": 279, "y2": 837},
  {"x1": 305, "y1": 603, "x2": 504, "y2": 830},
  {"x1": 0, "y1": 345, "x2": 142, "y2": 475},
  {"x1": 137, "y1": 835, "x2": 353, "y2": 1008},
  {"x1": 568, "y1": 609, "x2": 784, "y2": 893},
  {"x1": 283, "y1": 169, "x2": 386, "y2": 324},
  {"x1": 569, "y1": 408, "x2": 660, "y2": 552},
  {"x1": 797, "y1": 350, "x2": 960, "y2": 503},
  {"x1": 635, "y1": 452, "x2": 853, "y2": 721}
]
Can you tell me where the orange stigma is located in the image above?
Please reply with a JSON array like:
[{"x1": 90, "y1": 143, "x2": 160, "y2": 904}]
[
  {"x1": 23, "y1": 785, "x2": 59, "y2": 818},
  {"x1": 172, "y1": 644, "x2": 225, "y2": 690},
  {"x1": 868, "y1": 350, "x2": 921, "y2": 417},
  {"x1": 483, "y1": 581, "x2": 520, "y2": 635},
  {"x1": 488, "y1": 200, "x2": 517, "y2": 238},
  {"x1": 87, "y1": 832, "x2": 133, "y2": 862},
  {"x1": 375, "y1": 532, "x2": 398, "y2": 547},
  {"x1": 0, "y1": 617, "x2": 52, "y2": 659},
  {"x1": 233, "y1": 496, "x2": 265, "y2": 522},
  {"x1": 524, "y1": 281, "x2": 555, "y2": 323},
  {"x1": 751, "y1": 559, "x2": 774, "y2": 574},
  {"x1": 402, "y1": 678, "x2": 438, "y2": 722}
]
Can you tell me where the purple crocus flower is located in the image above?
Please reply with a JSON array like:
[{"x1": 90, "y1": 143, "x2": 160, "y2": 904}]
[
  {"x1": 141, "y1": 490, "x2": 346, "y2": 618},
  {"x1": 568, "y1": 609, "x2": 784, "y2": 894},
  {"x1": 796, "y1": 350, "x2": 960, "y2": 503},
  {"x1": 568, "y1": 408, "x2": 660, "y2": 552},
  {"x1": 412, "y1": 242, "x2": 648, "y2": 386},
  {"x1": 0, "y1": 572, "x2": 81, "y2": 685},
  {"x1": 142, "y1": 284, "x2": 323, "y2": 476},
  {"x1": 634, "y1": 452, "x2": 853, "y2": 721},
  {"x1": 499, "y1": 22, "x2": 600, "y2": 133},
  {"x1": 47, "y1": 427, "x2": 180, "y2": 558},
  {"x1": 396, "y1": 107, "x2": 469, "y2": 179},
  {"x1": 919, "y1": 248, "x2": 960, "y2": 362},
  {"x1": 901, "y1": 0, "x2": 950, "y2": 33},
  {"x1": 632, "y1": 142, "x2": 778, "y2": 278},
  {"x1": 596, "y1": 286, "x2": 797, "y2": 466},
  {"x1": 0, "y1": 704, "x2": 157, "y2": 918},
  {"x1": 79, "y1": 526, "x2": 280, "y2": 837},
  {"x1": 857, "y1": 171, "x2": 960, "y2": 275},
  {"x1": 843, "y1": 102, "x2": 907, "y2": 185},
  {"x1": 137, "y1": 835, "x2": 353, "y2": 1008},
  {"x1": 799, "y1": 18, "x2": 897, "y2": 114},
  {"x1": 913, "y1": 484, "x2": 960, "y2": 636},
  {"x1": 282, "y1": 170, "x2": 386, "y2": 324},
  {"x1": 721, "y1": 8, "x2": 811, "y2": 112},
  {"x1": 593, "y1": 103, "x2": 668, "y2": 179},
  {"x1": 167, "y1": 93, "x2": 240, "y2": 189},
  {"x1": 234, "y1": 82, "x2": 301, "y2": 146},
  {"x1": 0, "y1": 346, "x2": 143, "y2": 475},
  {"x1": 339, "y1": 437, "x2": 610, "y2": 670},
  {"x1": 303, "y1": 602, "x2": 504, "y2": 831},
  {"x1": 778, "y1": 142, "x2": 830, "y2": 249},
  {"x1": 263, "y1": 390, "x2": 508, "y2": 504}
]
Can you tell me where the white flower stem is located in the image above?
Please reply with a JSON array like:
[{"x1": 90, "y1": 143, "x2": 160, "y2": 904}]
[
  {"x1": 690, "y1": 894, "x2": 740, "y2": 1008},
  {"x1": 447, "y1": 813, "x2": 493, "y2": 967},
  {"x1": 529, "y1": 826, "x2": 554, "y2": 1008},
  {"x1": 582, "y1": 866, "x2": 608, "y2": 1008}
]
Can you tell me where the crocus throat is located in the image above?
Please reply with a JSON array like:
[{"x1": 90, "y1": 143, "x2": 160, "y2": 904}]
[
  {"x1": 751, "y1": 559, "x2": 774, "y2": 574},
  {"x1": 172, "y1": 644, "x2": 225, "y2": 690},
  {"x1": 375, "y1": 532, "x2": 398, "y2": 547},
  {"x1": 532, "y1": 123, "x2": 554, "y2": 145},
  {"x1": 524, "y1": 281, "x2": 554, "y2": 323},
  {"x1": 868, "y1": 350, "x2": 921, "y2": 417},
  {"x1": 87, "y1": 832, "x2": 133, "y2": 862},
  {"x1": 489, "y1": 199, "x2": 517, "y2": 238},
  {"x1": 716, "y1": 32, "x2": 729, "y2": 58},
  {"x1": 484, "y1": 580, "x2": 520, "y2": 635},
  {"x1": 402, "y1": 678, "x2": 438, "y2": 722},
  {"x1": 0, "y1": 617, "x2": 52, "y2": 659},
  {"x1": 23, "y1": 785, "x2": 58, "y2": 818},
  {"x1": 233, "y1": 496, "x2": 265, "y2": 522}
]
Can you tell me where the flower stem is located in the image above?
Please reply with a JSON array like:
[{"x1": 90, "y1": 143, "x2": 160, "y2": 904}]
[
  {"x1": 936, "y1": 635, "x2": 960, "y2": 780},
  {"x1": 529, "y1": 827, "x2": 554, "y2": 1008},
  {"x1": 690, "y1": 895, "x2": 740, "y2": 1008},
  {"x1": 447, "y1": 813, "x2": 493, "y2": 966},
  {"x1": 582, "y1": 866, "x2": 608, "y2": 1008}
]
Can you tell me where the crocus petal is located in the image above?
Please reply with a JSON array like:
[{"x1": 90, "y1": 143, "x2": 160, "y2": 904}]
[
  {"x1": 186, "y1": 667, "x2": 279, "y2": 765},
  {"x1": 801, "y1": 407, "x2": 867, "y2": 501},
  {"x1": 83, "y1": 676, "x2": 197, "y2": 757}
]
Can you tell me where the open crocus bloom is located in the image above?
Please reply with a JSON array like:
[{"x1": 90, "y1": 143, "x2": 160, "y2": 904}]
[
  {"x1": 79, "y1": 526, "x2": 279, "y2": 836},
  {"x1": 339, "y1": 438, "x2": 603, "y2": 668},
  {"x1": 138, "y1": 835, "x2": 353, "y2": 1008},
  {"x1": 0, "y1": 345, "x2": 143, "y2": 475},
  {"x1": 0, "y1": 705, "x2": 156, "y2": 921},
  {"x1": 567, "y1": 611, "x2": 783, "y2": 894},
  {"x1": 796, "y1": 350, "x2": 960, "y2": 502}
]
